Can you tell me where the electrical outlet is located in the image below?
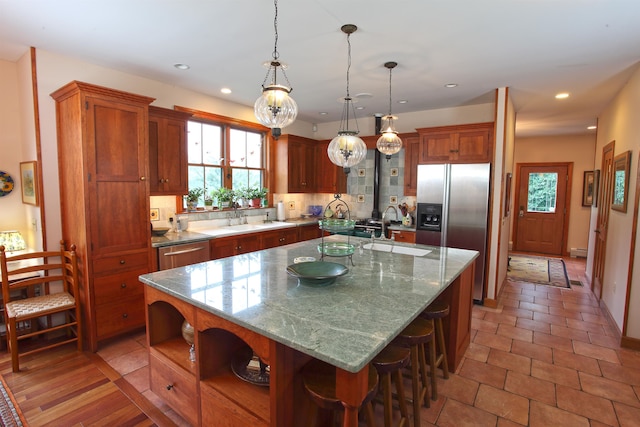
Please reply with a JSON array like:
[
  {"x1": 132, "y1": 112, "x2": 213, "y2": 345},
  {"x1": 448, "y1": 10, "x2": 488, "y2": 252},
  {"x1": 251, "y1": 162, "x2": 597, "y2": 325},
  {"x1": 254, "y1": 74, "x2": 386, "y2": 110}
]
[{"x1": 288, "y1": 201, "x2": 295, "y2": 210}]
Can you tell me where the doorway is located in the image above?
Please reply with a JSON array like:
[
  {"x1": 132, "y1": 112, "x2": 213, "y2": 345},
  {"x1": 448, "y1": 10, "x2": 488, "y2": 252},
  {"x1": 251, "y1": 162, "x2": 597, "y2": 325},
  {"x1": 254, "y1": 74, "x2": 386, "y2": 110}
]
[
  {"x1": 592, "y1": 141, "x2": 614, "y2": 300},
  {"x1": 513, "y1": 163, "x2": 572, "y2": 256}
]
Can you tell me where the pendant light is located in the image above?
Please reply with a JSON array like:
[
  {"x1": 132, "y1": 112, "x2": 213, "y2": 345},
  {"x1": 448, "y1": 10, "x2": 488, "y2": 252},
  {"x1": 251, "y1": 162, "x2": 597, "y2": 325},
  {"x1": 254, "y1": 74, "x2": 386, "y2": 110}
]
[
  {"x1": 327, "y1": 24, "x2": 367, "y2": 175},
  {"x1": 254, "y1": 0, "x2": 297, "y2": 139},
  {"x1": 376, "y1": 61, "x2": 402, "y2": 160}
]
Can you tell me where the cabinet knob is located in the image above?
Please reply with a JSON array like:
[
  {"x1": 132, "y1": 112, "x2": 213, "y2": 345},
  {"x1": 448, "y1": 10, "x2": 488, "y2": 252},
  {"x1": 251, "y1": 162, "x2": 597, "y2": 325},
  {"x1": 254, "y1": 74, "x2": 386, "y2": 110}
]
[
  {"x1": 119, "y1": 260, "x2": 125, "y2": 265},
  {"x1": 166, "y1": 384, "x2": 174, "y2": 390},
  {"x1": 122, "y1": 313, "x2": 128, "y2": 319},
  {"x1": 159, "y1": 178, "x2": 165, "y2": 183},
  {"x1": 120, "y1": 283, "x2": 127, "y2": 288},
  {"x1": 140, "y1": 176, "x2": 146, "y2": 181},
  {"x1": 165, "y1": 178, "x2": 169, "y2": 183}
]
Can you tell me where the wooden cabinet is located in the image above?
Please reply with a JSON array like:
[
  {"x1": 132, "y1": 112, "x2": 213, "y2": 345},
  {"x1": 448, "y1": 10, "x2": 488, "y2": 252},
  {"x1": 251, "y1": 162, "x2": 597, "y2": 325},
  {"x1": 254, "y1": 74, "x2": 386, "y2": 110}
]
[
  {"x1": 390, "y1": 229, "x2": 416, "y2": 243},
  {"x1": 274, "y1": 134, "x2": 316, "y2": 193},
  {"x1": 51, "y1": 81, "x2": 154, "y2": 351},
  {"x1": 403, "y1": 136, "x2": 420, "y2": 196},
  {"x1": 261, "y1": 228, "x2": 298, "y2": 250},
  {"x1": 210, "y1": 234, "x2": 262, "y2": 260},
  {"x1": 298, "y1": 224, "x2": 321, "y2": 241},
  {"x1": 315, "y1": 140, "x2": 347, "y2": 194},
  {"x1": 417, "y1": 122, "x2": 493, "y2": 164},
  {"x1": 148, "y1": 106, "x2": 191, "y2": 196}
]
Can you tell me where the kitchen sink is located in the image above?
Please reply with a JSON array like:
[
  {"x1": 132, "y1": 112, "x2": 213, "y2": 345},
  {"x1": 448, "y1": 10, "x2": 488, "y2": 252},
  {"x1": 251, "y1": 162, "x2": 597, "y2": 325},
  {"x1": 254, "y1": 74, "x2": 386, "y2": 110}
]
[
  {"x1": 192, "y1": 221, "x2": 295, "y2": 237},
  {"x1": 362, "y1": 242, "x2": 431, "y2": 257}
]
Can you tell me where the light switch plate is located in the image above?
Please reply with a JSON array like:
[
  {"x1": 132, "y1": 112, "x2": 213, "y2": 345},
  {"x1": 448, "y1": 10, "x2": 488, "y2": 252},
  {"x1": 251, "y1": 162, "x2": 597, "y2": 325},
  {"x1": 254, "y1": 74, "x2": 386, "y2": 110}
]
[{"x1": 288, "y1": 201, "x2": 295, "y2": 210}]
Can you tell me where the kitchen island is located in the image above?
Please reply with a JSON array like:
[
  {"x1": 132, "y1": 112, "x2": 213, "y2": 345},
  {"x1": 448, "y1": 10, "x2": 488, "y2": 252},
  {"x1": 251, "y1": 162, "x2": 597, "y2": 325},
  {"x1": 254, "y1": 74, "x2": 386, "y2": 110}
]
[{"x1": 140, "y1": 235, "x2": 478, "y2": 426}]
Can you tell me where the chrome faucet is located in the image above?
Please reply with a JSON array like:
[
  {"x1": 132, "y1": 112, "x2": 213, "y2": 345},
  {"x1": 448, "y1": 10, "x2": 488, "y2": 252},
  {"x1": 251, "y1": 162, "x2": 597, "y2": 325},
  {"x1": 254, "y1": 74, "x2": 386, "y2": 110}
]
[{"x1": 380, "y1": 205, "x2": 398, "y2": 240}]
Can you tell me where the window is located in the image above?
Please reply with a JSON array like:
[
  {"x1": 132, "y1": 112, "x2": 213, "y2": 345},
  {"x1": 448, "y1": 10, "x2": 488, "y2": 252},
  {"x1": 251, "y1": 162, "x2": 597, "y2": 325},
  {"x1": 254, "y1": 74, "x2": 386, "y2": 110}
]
[
  {"x1": 187, "y1": 118, "x2": 266, "y2": 207},
  {"x1": 527, "y1": 172, "x2": 557, "y2": 213}
]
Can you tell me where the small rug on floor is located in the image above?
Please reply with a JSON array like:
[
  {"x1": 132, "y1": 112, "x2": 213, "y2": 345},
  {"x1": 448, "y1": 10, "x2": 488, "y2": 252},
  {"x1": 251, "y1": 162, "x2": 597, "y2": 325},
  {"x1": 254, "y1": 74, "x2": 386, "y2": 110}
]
[
  {"x1": 507, "y1": 254, "x2": 570, "y2": 288},
  {"x1": 0, "y1": 376, "x2": 23, "y2": 427}
]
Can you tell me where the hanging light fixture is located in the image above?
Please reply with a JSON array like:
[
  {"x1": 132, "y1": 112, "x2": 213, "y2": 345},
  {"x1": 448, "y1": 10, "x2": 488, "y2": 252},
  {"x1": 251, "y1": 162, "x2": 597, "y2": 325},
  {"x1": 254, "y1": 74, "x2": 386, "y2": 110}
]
[
  {"x1": 327, "y1": 24, "x2": 367, "y2": 175},
  {"x1": 254, "y1": 0, "x2": 297, "y2": 139},
  {"x1": 376, "y1": 61, "x2": 402, "y2": 160}
]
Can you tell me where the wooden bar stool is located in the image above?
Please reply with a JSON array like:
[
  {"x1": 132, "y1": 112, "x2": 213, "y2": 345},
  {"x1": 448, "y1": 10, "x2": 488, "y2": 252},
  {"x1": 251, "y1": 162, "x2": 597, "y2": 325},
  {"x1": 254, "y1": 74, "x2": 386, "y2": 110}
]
[
  {"x1": 393, "y1": 316, "x2": 436, "y2": 427},
  {"x1": 371, "y1": 344, "x2": 410, "y2": 427},
  {"x1": 421, "y1": 302, "x2": 450, "y2": 401},
  {"x1": 302, "y1": 358, "x2": 378, "y2": 427}
]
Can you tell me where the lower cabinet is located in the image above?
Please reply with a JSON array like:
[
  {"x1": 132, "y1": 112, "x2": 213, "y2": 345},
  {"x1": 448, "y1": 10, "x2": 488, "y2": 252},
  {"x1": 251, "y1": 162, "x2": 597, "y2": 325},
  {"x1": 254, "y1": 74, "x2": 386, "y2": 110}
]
[
  {"x1": 390, "y1": 229, "x2": 416, "y2": 243},
  {"x1": 298, "y1": 223, "x2": 322, "y2": 241},
  {"x1": 210, "y1": 234, "x2": 262, "y2": 259},
  {"x1": 261, "y1": 228, "x2": 298, "y2": 249}
]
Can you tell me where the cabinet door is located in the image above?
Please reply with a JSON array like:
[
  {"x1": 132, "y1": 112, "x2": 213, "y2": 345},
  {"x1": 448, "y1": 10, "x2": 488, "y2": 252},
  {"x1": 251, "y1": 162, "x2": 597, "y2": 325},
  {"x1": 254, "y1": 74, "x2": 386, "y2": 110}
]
[
  {"x1": 149, "y1": 107, "x2": 190, "y2": 196},
  {"x1": 403, "y1": 136, "x2": 420, "y2": 196},
  {"x1": 288, "y1": 139, "x2": 315, "y2": 192},
  {"x1": 315, "y1": 141, "x2": 347, "y2": 194},
  {"x1": 210, "y1": 236, "x2": 238, "y2": 260},
  {"x1": 455, "y1": 128, "x2": 492, "y2": 162},
  {"x1": 236, "y1": 234, "x2": 262, "y2": 255},
  {"x1": 86, "y1": 96, "x2": 150, "y2": 257},
  {"x1": 419, "y1": 132, "x2": 455, "y2": 163},
  {"x1": 299, "y1": 224, "x2": 321, "y2": 241}
]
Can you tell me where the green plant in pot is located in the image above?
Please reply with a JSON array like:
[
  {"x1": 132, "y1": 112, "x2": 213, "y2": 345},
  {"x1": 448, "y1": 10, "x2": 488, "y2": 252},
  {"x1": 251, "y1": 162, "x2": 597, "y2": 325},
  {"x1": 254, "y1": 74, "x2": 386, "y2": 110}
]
[
  {"x1": 245, "y1": 187, "x2": 268, "y2": 208},
  {"x1": 186, "y1": 188, "x2": 204, "y2": 211},
  {"x1": 204, "y1": 192, "x2": 214, "y2": 210},
  {"x1": 213, "y1": 187, "x2": 235, "y2": 209}
]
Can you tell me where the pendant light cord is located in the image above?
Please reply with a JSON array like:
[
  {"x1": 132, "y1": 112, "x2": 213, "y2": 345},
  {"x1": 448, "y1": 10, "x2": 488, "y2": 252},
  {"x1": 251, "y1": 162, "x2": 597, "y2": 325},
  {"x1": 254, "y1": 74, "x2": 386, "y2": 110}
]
[
  {"x1": 272, "y1": 0, "x2": 279, "y2": 61},
  {"x1": 387, "y1": 66, "x2": 393, "y2": 116}
]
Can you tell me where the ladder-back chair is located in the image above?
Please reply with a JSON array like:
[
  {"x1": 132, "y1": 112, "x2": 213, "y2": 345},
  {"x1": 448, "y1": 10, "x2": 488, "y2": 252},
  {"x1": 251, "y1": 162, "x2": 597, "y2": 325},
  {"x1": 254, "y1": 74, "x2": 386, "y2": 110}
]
[{"x1": 0, "y1": 240, "x2": 82, "y2": 372}]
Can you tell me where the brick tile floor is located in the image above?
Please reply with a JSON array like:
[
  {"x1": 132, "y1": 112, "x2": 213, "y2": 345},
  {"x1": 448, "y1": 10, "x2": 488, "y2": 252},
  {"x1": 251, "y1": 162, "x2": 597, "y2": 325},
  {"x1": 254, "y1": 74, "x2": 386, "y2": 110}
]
[{"x1": 98, "y1": 256, "x2": 640, "y2": 426}]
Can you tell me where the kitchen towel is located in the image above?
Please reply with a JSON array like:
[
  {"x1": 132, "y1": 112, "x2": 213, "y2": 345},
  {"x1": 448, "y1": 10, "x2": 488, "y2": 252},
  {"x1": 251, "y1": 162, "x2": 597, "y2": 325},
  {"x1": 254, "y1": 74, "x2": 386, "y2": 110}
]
[{"x1": 276, "y1": 201, "x2": 286, "y2": 221}]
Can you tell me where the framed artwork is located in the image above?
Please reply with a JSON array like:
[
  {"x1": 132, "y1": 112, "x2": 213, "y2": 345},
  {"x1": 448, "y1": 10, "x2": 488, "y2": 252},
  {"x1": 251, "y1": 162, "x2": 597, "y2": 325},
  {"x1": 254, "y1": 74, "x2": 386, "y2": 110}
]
[
  {"x1": 504, "y1": 173, "x2": 512, "y2": 217},
  {"x1": 19, "y1": 161, "x2": 38, "y2": 206},
  {"x1": 612, "y1": 150, "x2": 631, "y2": 212},
  {"x1": 582, "y1": 170, "x2": 595, "y2": 207}
]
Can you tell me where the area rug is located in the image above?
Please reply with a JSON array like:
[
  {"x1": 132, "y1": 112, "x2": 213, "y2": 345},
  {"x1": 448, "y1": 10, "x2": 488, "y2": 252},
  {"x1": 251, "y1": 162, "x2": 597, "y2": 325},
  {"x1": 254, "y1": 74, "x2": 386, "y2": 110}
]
[
  {"x1": 507, "y1": 254, "x2": 570, "y2": 288},
  {"x1": 0, "y1": 376, "x2": 23, "y2": 427}
]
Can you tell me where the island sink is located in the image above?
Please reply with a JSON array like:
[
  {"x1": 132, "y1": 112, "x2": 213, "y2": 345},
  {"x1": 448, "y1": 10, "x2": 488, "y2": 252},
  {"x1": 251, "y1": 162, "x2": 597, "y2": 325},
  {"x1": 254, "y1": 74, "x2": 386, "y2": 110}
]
[{"x1": 362, "y1": 242, "x2": 432, "y2": 256}]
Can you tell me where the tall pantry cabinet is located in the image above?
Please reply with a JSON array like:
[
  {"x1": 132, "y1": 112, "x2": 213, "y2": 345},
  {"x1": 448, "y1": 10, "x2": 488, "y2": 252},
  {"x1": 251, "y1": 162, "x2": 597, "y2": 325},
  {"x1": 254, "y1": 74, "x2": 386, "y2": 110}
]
[{"x1": 51, "y1": 81, "x2": 155, "y2": 352}]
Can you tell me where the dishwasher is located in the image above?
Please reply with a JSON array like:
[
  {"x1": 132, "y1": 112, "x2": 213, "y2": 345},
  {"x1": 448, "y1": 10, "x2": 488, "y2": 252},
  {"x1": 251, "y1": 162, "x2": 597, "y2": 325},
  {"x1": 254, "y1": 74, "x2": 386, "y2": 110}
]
[{"x1": 158, "y1": 241, "x2": 210, "y2": 270}]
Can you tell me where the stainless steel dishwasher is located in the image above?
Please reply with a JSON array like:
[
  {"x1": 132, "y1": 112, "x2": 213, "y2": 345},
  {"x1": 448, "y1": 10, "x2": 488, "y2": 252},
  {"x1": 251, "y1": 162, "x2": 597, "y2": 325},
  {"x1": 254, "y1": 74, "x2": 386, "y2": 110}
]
[{"x1": 158, "y1": 241, "x2": 210, "y2": 270}]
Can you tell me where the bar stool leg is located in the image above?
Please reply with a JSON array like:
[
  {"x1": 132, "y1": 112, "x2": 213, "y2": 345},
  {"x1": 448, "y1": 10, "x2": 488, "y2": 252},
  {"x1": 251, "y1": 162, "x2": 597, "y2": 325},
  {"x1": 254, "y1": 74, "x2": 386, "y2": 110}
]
[
  {"x1": 435, "y1": 317, "x2": 449, "y2": 379},
  {"x1": 428, "y1": 326, "x2": 438, "y2": 400},
  {"x1": 393, "y1": 368, "x2": 409, "y2": 424}
]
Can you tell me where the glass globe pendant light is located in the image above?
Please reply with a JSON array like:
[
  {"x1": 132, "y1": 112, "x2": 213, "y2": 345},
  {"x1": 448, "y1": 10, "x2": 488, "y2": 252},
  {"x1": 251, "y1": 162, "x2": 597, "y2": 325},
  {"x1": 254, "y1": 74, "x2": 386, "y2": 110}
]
[
  {"x1": 254, "y1": 0, "x2": 297, "y2": 139},
  {"x1": 376, "y1": 61, "x2": 402, "y2": 160},
  {"x1": 327, "y1": 24, "x2": 367, "y2": 175}
]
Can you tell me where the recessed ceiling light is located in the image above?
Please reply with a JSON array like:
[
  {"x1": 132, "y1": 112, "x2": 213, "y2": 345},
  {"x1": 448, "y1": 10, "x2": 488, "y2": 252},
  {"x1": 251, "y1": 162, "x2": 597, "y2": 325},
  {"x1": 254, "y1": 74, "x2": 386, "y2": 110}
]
[
  {"x1": 319, "y1": 112, "x2": 328, "y2": 115},
  {"x1": 397, "y1": 100, "x2": 408, "y2": 104},
  {"x1": 174, "y1": 63, "x2": 190, "y2": 70},
  {"x1": 444, "y1": 83, "x2": 458, "y2": 88},
  {"x1": 587, "y1": 125, "x2": 597, "y2": 130},
  {"x1": 220, "y1": 88, "x2": 232, "y2": 94},
  {"x1": 356, "y1": 106, "x2": 365, "y2": 110},
  {"x1": 555, "y1": 92, "x2": 570, "y2": 99}
]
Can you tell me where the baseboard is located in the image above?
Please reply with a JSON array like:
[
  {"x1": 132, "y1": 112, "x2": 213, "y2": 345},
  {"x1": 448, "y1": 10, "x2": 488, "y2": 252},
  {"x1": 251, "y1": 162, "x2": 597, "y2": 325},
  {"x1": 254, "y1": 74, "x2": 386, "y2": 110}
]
[
  {"x1": 621, "y1": 336, "x2": 640, "y2": 351},
  {"x1": 482, "y1": 298, "x2": 499, "y2": 309}
]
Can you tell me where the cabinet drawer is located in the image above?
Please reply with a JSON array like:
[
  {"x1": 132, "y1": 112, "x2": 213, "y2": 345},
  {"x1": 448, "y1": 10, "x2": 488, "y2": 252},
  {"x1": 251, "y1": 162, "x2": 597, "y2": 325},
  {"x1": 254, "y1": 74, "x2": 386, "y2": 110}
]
[
  {"x1": 95, "y1": 296, "x2": 145, "y2": 338},
  {"x1": 391, "y1": 230, "x2": 416, "y2": 243},
  {"x1": 93, "y1": 251, "x2": 149, "y2": 275},
  {"x1": 93, "y1": 269, "x2": 145, "y2": 302},
  {"x1": 150, "y1": 354, "x2": 198, "y2": 426}
]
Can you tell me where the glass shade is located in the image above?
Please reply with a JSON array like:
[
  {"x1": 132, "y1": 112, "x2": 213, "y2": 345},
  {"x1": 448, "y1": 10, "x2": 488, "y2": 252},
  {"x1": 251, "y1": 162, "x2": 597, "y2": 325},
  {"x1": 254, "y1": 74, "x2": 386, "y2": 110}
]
[
  {"x1": 327, "y1": 132, "x2": 367, "y2": 174},
  {"x1": 254, "y1": 84, "x2": 298, "y2": 131},
  {"x1": 0, "y1": 230, "x2": 26, "y2": 252},
  {"x1": 376, "y1": 118, "x2": 403, "y2": 160}
]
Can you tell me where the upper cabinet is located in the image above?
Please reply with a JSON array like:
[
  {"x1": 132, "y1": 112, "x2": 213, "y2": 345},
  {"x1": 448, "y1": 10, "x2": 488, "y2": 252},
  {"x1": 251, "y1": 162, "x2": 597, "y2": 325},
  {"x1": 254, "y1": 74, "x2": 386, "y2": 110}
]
[
  {"x1": 315, "y1": 140, "x2": 347, "y2": 194},
  {"x1": 417, "y1": 122, "x2": 494, "y2": 164},
  {"x1": 403, "y1": 136, "x2": 420, "y2": 196},
  {"x1": 148, "y1": 106, "x2": 192, "y2": 196},
  {"x1": 274, "y1": 134, "x2": 316, "y2": 193}
]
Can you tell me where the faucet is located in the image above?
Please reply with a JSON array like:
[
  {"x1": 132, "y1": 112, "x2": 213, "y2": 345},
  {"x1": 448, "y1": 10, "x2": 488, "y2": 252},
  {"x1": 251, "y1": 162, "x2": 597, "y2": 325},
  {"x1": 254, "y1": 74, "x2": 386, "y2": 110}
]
[{"x1": 380, "y1": 205, "x2": 398, "y2": 240}]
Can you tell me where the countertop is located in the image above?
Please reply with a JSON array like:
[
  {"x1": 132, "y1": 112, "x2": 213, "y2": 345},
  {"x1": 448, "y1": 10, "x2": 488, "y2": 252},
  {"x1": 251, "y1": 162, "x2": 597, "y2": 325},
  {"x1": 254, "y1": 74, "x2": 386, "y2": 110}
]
[{"x1": 140, "y1": 235, "x2": 478, "y2": 373}]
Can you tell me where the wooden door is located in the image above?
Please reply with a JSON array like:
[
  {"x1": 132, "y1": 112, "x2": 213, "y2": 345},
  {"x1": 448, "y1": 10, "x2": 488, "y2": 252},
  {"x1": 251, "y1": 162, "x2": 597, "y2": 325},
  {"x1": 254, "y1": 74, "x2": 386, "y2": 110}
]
[
  {"x1": 513, "y1": 163, "x2": 570, "y2": 255},
  {"x1": 592, "y1": 141, "x2": 615, "y2": 299}
]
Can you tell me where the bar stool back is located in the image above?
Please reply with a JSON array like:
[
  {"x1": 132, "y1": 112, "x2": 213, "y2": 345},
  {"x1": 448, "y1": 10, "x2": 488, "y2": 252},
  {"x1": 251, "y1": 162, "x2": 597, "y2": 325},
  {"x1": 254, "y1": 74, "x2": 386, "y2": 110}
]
[{"x1": 302, "y1": 358, "x2": 378, "y2": 427}]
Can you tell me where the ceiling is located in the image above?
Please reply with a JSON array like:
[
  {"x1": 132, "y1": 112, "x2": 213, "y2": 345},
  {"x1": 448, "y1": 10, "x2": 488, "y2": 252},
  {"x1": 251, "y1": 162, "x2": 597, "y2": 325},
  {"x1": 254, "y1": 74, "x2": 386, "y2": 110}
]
[{"x1": 1, "y1": 0, "x2": 639, "y2": 137}]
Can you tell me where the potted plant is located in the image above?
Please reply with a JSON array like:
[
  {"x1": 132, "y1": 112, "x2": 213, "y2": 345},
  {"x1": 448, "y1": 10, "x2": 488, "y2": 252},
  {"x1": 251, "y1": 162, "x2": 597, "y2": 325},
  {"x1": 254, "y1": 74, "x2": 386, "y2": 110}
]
[
  {"x1": 204, "y1": 192, "x2": 214, "y2": 210},
  {"x1": 245, "y1": 187, "x2": 268, "y2": 208},
  {"x1": 186, "y1": 188, "x2": 204, "y2": 211},
  {"x1": 213, "y1": 187, "x2": 235, "y2": 209}
]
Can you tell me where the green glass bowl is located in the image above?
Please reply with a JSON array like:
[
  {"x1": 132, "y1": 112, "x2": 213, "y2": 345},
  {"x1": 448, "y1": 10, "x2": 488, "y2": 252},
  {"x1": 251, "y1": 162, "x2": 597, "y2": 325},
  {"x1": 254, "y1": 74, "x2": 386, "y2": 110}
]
[
  {"x1": 317, "y1": 242, "x2": 355, "y2": 256},
  {"x1": 318, "y1": 219, "x2": 356, "y2": 233},
  {"x1": 286, "y1": 261, "x2": 349, "y2": 287}
]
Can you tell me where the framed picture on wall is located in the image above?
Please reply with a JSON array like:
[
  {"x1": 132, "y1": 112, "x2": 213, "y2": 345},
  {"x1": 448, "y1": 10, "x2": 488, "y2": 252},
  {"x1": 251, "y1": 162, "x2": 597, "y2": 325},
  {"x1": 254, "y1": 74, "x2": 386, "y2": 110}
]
[
  {"x1": 504, "y1": 173, "x2": 512, "y2": 217},
  {"x1": 582, "y1": 170, "x2": 595, "y2": 207},
  {"x1": 20, "y1": 161, "x2": 38, "y2": 206}
]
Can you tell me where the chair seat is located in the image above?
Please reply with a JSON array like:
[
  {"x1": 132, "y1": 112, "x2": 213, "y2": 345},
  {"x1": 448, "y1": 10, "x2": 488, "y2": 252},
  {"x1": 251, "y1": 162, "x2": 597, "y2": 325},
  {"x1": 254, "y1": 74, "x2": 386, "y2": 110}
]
[{"x1": 6, "y1": 292, "x2": 75, "y2": 320}]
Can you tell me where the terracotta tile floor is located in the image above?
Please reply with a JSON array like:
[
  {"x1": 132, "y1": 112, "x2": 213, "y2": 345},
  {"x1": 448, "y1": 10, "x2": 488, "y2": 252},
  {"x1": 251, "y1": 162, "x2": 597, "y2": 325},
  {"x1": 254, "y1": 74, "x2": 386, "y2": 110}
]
[{"x1": 97, "y1": 256, "x2": 640, "y2": 426}]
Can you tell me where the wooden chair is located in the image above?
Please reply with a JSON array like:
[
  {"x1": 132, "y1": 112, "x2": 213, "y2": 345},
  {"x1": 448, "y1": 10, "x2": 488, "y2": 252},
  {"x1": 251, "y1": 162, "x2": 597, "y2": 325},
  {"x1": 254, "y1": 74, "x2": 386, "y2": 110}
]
[{"x1": 0, "y1": 241, "x2": 82, "y2": 372}]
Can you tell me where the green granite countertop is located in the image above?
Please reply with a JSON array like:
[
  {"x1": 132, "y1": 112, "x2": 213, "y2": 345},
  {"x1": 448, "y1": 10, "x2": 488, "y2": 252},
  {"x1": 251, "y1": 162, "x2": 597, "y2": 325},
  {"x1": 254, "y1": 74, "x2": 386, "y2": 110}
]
[{"x1": 140, "y1": 235, "x2": 478, "y2": 373}]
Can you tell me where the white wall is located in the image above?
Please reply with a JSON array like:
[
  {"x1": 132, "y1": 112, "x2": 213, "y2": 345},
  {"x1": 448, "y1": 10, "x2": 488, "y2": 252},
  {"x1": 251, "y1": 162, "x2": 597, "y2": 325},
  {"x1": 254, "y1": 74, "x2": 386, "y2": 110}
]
[{"x1": 590, "y1": 64, "x2": 640, "y2": 337}]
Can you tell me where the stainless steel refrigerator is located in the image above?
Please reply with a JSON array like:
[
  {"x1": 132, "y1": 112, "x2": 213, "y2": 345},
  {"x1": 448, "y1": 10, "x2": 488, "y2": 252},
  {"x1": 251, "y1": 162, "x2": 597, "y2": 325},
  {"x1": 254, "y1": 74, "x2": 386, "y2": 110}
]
[{"x1": 415, "y1": 163, "x2": 491, "y2": 302}]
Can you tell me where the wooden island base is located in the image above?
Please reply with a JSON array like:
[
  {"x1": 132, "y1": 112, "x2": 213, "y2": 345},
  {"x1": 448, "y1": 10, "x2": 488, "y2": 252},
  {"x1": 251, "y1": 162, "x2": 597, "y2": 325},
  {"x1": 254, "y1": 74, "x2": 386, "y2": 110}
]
[{"x1": 144, "y1": 259, "x2": 475, "y2": 427}]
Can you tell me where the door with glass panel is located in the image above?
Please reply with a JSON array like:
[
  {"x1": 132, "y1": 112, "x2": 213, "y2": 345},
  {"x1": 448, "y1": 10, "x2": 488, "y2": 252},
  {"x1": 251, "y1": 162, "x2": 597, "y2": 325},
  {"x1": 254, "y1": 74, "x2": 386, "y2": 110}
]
[{"x1": 513, "y1": 163, "x2": 571, "y2": 255}]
